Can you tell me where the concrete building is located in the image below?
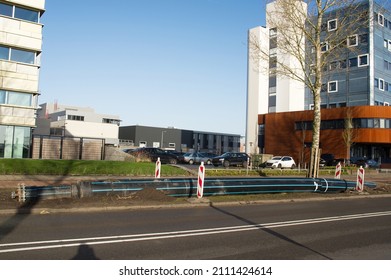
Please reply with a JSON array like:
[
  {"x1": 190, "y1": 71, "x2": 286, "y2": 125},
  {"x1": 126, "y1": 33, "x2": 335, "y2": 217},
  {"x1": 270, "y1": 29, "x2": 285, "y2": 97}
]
[
  {"x1": 119, "y1": 125, "x2": 241, "y2": 155},
  {"x1": 35, "y1": 102, "x2": 121, "y2": 146},
  {"x1": 246, "y1": 0, "x2": 391, "y2": 166},
  {"x1": 0, "y1": 0, "x2": 45, "y2": 158},
  {"x1": 246, "y1": 0, "x2": 306, "y2": 154}
]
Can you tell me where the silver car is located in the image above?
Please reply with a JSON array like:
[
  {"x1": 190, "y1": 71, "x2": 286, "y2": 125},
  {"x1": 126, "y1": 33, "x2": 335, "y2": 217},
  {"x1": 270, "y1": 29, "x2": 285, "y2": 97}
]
[{"x1": 182, "y1": 152, "x2": 213, "y2": 165}]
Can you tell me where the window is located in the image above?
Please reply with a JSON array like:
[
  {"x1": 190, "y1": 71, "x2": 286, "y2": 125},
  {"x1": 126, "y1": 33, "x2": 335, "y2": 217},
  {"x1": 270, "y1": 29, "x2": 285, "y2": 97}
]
[
  {"x1": 375, "y1": 78, "x2": 379, "y2": 88},
  {"x1": 347, "y1": 34, "x2": 358, "y2": 47},
  {"x1": 328, "y1": 81, "x2": 338, "y2": 93},
  {"x1": 0, "y1": 90, "x2": 32, "y2": 106},
  {"x1": 389, "y1": 40, "x2": 391, "y2": 52},
  {"x1": 10, "y1": 48, "x2": 35, "y2": 64},
  {"x1": 339, "y1": 60, "x2": 347, "y2": 69},
  {"x1": 385, "y1": 39, "x2": 389, "y2": 49},
  {"x1": 0, "y1": 90, "x2": 5, "y2": 104},
  {"x1": 14, "y1": 7, "x2": 39, "y2": 23},
  {"x1": 269, "y1": 37, "x2": 277, "y2": 49},
  {"x1": 358, "y1": 54, "x2": 369, "y2": 66},
  {"x1": 378, "y1": 13, "x2": 384, "y2": 26},
  {"x1": 328, "y1": 19, "x2": 337, "y2": 31},
  {"x1": 329, "y1": 61, "x2": 338, "y2": 71},
  {"x1": 385, "y1": 60, "x2": 389, "y2": 70},
  {"x1": 321, "y1": 42, "x2": 329, "y2": 52},
  {"x1": 269, "y1": 56, "x2": 277, "y2": 68},
  {"x1": 269, "y1": 76, "x2": 277, "y2": 87},
  {"x1": 379, "y1": 79, "x2": 385, "y2": 91},
  {"x1": 349, "y1": 57, "x2": 358, "y2": 67},
  {"x1": 269, "y1": 28, "x2": 277, "y2": 37},
  {"x1": 0, "y1": 3, "x2": 13, "y2": 17},
  {"x1": 359, "y1": 33, "x2": 368, "y2": 44},
  {"x1": 0, "y1": 45, "x2": 36, "y2": 65},
  {"x1": 0, "y1": 3, "x2": 39, "y2": 23},
  {"x1": 0, "y1": 46, "x2": 9, "y2": 60}
]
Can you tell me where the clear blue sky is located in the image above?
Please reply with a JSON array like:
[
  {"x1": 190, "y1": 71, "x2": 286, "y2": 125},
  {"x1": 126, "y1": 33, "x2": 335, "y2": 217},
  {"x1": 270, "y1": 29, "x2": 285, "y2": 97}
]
[{"x1": 39, "y1": 0, "x2": 266, "y2": 136}]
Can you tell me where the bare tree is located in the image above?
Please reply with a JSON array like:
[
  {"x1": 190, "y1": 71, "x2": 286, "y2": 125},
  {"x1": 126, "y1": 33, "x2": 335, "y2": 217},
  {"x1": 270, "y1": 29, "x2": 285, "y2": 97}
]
[
  {"x1": 249, "y1": 0, "x2": 377, "y2": 177},
  {"x1": 342, "y1": 108, "x2": 357, "y2": 164}
]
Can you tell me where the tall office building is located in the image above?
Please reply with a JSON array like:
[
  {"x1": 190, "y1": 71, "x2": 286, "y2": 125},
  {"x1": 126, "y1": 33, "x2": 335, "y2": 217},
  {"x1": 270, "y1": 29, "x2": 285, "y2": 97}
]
[
  {"x1": 246, "y1": 0, "x2": 307, "y2": 154},
  {"x1": 246, "y1": 0, "x2": 391, "y2": 165},
  {"x1": 0, "y1": 0, "x2": 45, "y2": 158}
]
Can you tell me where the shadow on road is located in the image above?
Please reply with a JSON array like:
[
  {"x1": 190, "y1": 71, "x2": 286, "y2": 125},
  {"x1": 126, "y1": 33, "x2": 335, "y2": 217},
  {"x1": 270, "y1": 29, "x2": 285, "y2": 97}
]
[
  {"x1": 209, "y1": 204, "x2": 332, "y2": 260},
  {"x1": 0, "y1": 189, "x2": 44, "y2": 242},
  {"x1": 0, "y1": 161, "x2": 75, "y2": 242},
  {"x1": 71, "y1": 244, "x2": 100, "y2": 260}
]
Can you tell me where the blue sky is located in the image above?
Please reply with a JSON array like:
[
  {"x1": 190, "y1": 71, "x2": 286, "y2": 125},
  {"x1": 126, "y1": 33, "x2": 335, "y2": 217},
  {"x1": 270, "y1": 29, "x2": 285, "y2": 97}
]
[{"x1": 39, "y1": 0, "x2": 266, "y2": 136}]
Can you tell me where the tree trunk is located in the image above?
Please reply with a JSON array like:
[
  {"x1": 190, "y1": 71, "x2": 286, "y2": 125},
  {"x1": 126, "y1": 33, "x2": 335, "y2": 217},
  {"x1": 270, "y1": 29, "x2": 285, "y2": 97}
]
[{"x1": 307, "y1": 91, "x2": 321, "y2": 178}]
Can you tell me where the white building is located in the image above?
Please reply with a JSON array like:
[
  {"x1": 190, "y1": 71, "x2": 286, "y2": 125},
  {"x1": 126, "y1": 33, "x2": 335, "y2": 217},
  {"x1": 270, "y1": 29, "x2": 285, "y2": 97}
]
[
  {"x1": 0, "y1": 0, "x2": 45, "y2": 158},
  {"x1": 36, "y1": 102, "x2": 121, "y2": 146},
  {"x1": 245, "y1": 0, "x2": 306, "y2": 154}
]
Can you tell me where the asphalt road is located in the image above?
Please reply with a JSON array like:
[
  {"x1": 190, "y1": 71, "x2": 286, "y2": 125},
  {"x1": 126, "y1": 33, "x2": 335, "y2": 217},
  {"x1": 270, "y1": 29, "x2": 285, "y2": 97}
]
[{"x1": 0, "y1": 196, "x2": 390, "y2": 260}]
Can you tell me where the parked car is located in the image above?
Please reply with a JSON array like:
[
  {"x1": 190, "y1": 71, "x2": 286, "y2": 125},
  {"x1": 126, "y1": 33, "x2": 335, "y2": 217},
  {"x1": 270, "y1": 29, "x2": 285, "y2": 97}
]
[
  {"x1": 353, "y1": 157, "x2": 380, "y2": 168},
  {"x1": 265, "y1": 156, "x2": 296, "y2": 169},
  {"x1": 182, "y1": 152, "x2": 213, "y2": 165},
  {"x1": 321, "y1": 153, "x2": 335, "y2": 166},
  {"x1": 212, "y1": 152, "x2": 250, "y2": 168},
  {"x1": 127, "y1": 147, "x2": 179, "y2": 164}
]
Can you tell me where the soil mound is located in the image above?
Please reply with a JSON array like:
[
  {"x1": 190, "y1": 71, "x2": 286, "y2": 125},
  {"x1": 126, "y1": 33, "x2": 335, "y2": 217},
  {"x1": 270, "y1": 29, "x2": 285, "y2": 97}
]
[{"x1": 132, "y1": 188, "x2": 176, "y2": 202}]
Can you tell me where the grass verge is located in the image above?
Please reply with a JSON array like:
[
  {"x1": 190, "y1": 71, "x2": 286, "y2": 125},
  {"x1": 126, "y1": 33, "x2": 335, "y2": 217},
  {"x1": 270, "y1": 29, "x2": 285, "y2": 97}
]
[{"x1": 0, "y1": 159, "x2": 190, "y2": 176}]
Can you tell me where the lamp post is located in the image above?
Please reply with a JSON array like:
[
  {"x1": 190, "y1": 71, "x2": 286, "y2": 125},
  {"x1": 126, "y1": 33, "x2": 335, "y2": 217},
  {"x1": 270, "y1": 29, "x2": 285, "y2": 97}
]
[{"x1": 161, "y1": 130, "x2": 166, "y2": 149}]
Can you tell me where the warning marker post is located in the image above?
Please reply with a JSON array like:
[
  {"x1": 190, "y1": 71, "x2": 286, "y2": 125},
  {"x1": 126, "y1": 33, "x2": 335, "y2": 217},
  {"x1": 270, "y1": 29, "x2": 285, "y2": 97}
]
[
  {"x1": 334, "y1": 162, "x2": 341, "y2": 179},
  {"x1": 356, "y1": 166, "x2": 365, "y2": 192},
  {"x1": 155, "y1": 157, "x2": 161, "y2": 179},
  {"x1": 197, "y1": 162, "x2": 205, "y2": 199}
]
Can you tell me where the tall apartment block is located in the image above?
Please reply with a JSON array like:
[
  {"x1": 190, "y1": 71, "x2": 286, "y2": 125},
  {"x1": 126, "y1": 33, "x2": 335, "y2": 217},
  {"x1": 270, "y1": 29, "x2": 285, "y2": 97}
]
[
  {"x1": 246, "y1": 0, "x2": 307, "y2": 154},
  {"x1": 246, "y1": 0, "x2": 391, "y2": 166},
  {"x1": 0, "y1": 0, "x2": 45, "y2": 158}
]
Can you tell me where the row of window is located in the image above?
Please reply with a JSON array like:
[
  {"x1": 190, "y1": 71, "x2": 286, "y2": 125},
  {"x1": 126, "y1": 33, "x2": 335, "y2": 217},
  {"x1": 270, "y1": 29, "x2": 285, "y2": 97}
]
[
  {"x1": 318, "y1": 34, "x2": 368, "y2": 53},
  {"x1": 67, "y1": 115, "x2": 85, "y2": 121},
  {"x1": 320, "y1": 76, "x2": 391, "y2": 94},
  {"x1": 295, "y1": 118, "x2": 391, "y2": 130},
  {"x1": 0, "y1": 90, "x2": 32, "y2": 107},
  {"x1": 376, "y1": 12, "x2": 391, "y2": 31},
  {"x1": 102, "y1": 118, "x2": 121, "y2": 125},
  {"x1": 67, "y1": 115, "x2": 121, "y2": 124},
  {"x1": 0, "y1": 45, "x2": 36, "y2": 65},
  {"x1": 315, "y1": 54, "x2": 369, "y2": 74},
  {"x1": 375, "y1": 77, "x2": 391, "y2": 92},
  {"x1": 0, "y1": 3, "x2": 40, "y2": 23}
]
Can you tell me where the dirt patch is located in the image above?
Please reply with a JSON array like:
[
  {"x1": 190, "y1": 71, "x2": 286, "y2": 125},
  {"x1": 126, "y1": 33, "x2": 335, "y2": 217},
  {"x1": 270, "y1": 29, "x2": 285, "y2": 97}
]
[{"x1": 131, "y1": 188, "x2": 176, "y2": 202}]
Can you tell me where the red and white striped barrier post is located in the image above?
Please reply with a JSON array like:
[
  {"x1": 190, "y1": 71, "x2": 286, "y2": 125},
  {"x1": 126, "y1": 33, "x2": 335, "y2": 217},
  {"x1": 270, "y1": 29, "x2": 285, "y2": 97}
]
[
  {"x1": 155, "y1": 157, "x2": 161, "y2": 179},
  {"x1": 356, "y1": 166, "x2": 365, "y2": 192},
  {"x1": 197, "y1": 162, "x2": 205, "y2": 199},
  {"x1": 334, "y1": 162, "x2": 341, "y2": 179}
]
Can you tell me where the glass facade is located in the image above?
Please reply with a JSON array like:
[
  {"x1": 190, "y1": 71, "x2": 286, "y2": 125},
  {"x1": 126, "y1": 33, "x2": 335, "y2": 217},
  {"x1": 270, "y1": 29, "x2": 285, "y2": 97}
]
[{"x1": 0, "y1": 125, "x2": 31, "y2": 158}]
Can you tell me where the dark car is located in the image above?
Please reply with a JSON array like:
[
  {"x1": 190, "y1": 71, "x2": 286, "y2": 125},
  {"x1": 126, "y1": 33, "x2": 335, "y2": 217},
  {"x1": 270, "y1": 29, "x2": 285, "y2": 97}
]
[
  {"x1": 321, "y1": 153, "x2": 335, "y2": 166},
  {"x1": 127, "y1": 147, "x2": 178, "y2": 164},
  {"x1": 212, "y1": 152, "x2": 250, "y2": 168}
]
